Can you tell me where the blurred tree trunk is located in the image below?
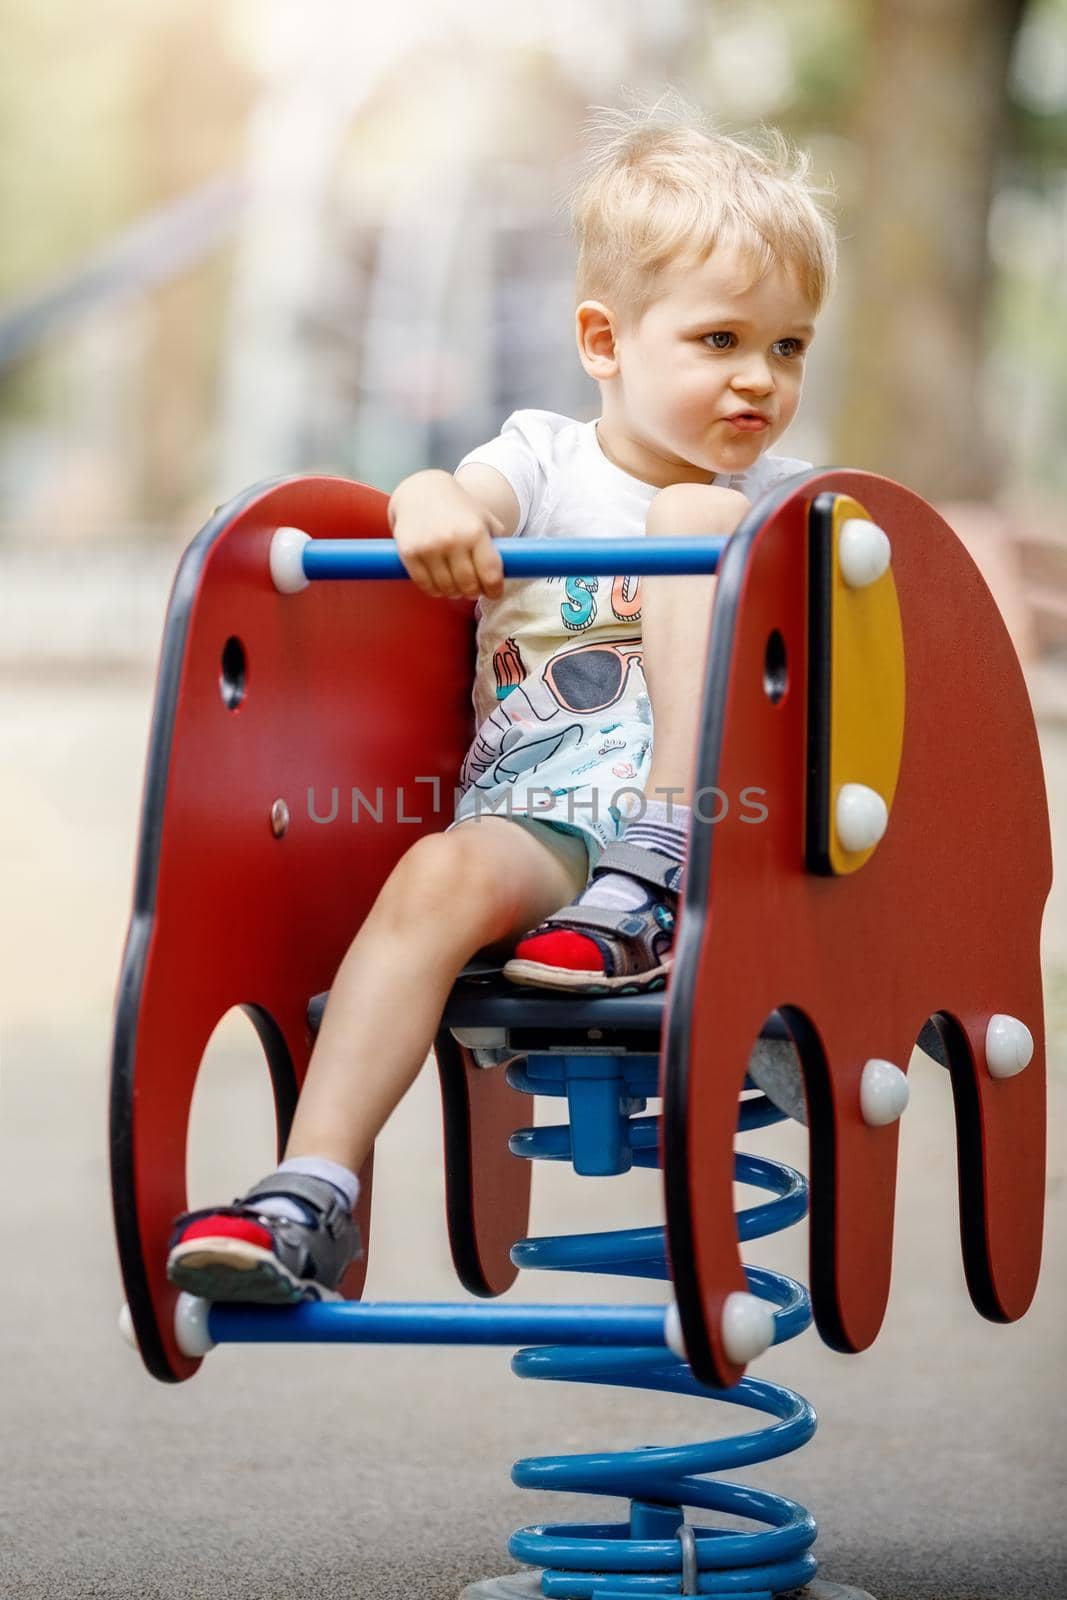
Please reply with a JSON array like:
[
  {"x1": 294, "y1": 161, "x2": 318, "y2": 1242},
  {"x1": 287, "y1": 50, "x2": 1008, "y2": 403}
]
[{"x1": 835, "y1": 0, "x2": 1026, "y2": 500}]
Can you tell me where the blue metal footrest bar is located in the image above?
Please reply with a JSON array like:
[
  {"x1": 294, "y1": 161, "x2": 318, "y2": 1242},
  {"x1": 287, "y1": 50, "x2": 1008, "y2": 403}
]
[{"x1": 207, "y1": 1302, "x2": 672, "y2": 1347}]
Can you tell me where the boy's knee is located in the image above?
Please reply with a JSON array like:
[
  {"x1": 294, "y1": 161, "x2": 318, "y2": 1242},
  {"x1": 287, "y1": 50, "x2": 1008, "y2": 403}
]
[
  {"x1": 646, "y1": 482, "x2": 749, "y2": 538},
  {"x1": 387, "y1": 827, "x2": 510, "y2": 927},
  {"x1": 391, "y1": 831, "x2": 470, "y2": 900}
]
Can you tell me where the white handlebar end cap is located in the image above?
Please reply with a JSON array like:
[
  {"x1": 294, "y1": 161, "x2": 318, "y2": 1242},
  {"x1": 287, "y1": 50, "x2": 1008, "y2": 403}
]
[
  {"x1": 174, "y1": 1292, "x2": 216, "y2": 1358},
  {"x1": 270, "y1": 526, "x2": 311, "y2": 594}
]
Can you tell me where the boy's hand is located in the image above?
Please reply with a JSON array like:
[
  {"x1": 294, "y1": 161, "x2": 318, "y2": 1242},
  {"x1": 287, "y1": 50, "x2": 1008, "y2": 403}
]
[{"x1": 388, "y1": 470, "x2": 506, "y2": 601}]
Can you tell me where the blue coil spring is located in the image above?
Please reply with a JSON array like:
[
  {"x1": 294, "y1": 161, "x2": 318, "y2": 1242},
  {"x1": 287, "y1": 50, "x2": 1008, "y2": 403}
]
[{"x1": 501, "y1": 1053, "x2": 817, "y2": 1599}]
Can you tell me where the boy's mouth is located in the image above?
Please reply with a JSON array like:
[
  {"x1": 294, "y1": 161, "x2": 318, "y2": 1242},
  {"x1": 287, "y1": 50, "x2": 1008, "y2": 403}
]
[{"x1": 724, "y1": 411, "x2": 769, "y2": 432}]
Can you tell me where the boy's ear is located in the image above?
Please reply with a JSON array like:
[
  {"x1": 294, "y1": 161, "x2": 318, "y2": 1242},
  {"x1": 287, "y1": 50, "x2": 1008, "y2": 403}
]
[{"x1": 575, "y1": 301, "x2": 621, "y2": 378}]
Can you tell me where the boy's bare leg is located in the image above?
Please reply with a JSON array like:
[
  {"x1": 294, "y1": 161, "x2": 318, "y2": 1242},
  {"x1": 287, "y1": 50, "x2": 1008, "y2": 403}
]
[
  {"x1": 640, "y1": 484, "x2": 749, "y2": 815},
  {"x1": 283, "y1": 817, "x2": 589, "y2": 1174}
]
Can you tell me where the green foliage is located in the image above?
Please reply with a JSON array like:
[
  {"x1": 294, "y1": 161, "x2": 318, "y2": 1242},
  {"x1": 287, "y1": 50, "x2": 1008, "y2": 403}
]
[
  {"x1": 1008, "y1": 0, "x2": 1067, "y2": 167},
  {"x1": 1009, "y1": 102, "x2": 1067, "y2": 168}
]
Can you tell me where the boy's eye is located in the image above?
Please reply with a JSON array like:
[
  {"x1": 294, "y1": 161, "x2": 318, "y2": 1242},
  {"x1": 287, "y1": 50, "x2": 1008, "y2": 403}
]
[
  {"x1": 702, "y1": 331, "x2": 736, "y2": 350},
  {"x1": 773, "y1": 338, "x2": 805, "y2": 359}
]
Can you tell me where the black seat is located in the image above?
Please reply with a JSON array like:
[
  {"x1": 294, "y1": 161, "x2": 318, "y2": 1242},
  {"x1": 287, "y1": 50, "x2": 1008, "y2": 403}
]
[
  {"x1": 307, "y1": 964, "x2": 666, "y2": 1055},
  {"x1": 306, "y1": 963, "x2": 797, "y2": 1059}
]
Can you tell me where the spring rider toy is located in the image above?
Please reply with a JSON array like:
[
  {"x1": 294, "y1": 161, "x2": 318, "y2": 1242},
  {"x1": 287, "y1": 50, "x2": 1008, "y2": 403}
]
[{"x1": 111, "y1": 466, "x2": 1050, "y2": 1598}]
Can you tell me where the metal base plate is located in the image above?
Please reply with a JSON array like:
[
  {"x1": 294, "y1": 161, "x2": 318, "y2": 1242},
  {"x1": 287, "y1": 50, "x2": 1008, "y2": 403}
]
[
  {"x1": 460, "y1": 1577, "x2": 875, "y2": 1600},
  {"x1": 459, "y1": 1576, "x2": 543, "y2": 1599}
]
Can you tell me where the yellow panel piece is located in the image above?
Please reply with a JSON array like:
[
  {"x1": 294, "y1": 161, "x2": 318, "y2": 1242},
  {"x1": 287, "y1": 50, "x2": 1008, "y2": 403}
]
[{"x1": 828, "y1": 496, "x2": 905, "y2": 874}]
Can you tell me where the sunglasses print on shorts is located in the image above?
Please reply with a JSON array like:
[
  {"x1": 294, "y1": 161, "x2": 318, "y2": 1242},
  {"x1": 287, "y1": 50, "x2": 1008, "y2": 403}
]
[{"x1": 542, "y1": 639, "x2": 644, "y2": 715}]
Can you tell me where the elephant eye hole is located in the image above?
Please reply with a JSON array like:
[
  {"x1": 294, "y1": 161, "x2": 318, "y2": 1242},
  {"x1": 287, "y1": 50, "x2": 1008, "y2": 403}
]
[
  {"x1": 220, "y1": 636, "x2": 248, "y2": 710},
  {"x1": 763, "y1": 630, "x2": 788, "y2": 704}
]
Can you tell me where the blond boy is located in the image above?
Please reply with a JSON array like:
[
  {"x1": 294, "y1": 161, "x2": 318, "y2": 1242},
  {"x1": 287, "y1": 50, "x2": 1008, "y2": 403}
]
[{"x1": 166, "y1": 100, "x2": 836, "y2": 1303}]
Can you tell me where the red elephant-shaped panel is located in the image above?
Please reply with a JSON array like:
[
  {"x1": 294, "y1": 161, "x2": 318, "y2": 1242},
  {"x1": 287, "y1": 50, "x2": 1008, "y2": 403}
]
[
  {"x1": 111, "y1": 476, "x2": 531, "y2": 1383},
  {"x1": 663, "y1": 470, "x2": 1051, "y2": 1389}
]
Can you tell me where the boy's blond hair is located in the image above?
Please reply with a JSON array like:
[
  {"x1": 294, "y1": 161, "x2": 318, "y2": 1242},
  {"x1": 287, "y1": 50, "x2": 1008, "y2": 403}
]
[{"x1": 562, "y1": 90, "x2": 837, "y2": 329}]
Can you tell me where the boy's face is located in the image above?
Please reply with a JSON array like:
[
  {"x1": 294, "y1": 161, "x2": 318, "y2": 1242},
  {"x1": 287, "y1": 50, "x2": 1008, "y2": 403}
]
[{"x1": 581, "y1": 239, "x2": 817, "y2": 486}]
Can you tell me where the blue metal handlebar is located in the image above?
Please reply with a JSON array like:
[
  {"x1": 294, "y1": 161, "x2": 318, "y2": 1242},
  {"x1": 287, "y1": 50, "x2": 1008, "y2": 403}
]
[{"x1": 302, "y1": 536, "x2": 726, "y2": 580}]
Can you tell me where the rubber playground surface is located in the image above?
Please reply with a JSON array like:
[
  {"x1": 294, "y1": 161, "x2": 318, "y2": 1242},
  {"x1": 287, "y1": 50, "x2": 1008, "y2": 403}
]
[{"x1": 1, "y1": 674, "x2": 1065, "y2": 1600}]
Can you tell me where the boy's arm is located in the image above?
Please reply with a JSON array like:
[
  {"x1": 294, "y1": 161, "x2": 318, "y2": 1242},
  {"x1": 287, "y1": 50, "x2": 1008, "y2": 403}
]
[
  {"x1": 454, "y1": 464, "x2": 522, "y2": 540},
  {"x1": 388, "y1": 465, "x2": 513, "y2": 600}
]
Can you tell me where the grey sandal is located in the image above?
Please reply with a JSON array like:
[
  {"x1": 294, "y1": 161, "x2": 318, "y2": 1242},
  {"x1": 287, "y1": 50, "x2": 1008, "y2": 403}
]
[
  {"x1": 502, "y1": 841, "x2": 684, "y2": 995},
  {"x1": 166, "y1": 1172, "x2": 363, "y2": 1304}
]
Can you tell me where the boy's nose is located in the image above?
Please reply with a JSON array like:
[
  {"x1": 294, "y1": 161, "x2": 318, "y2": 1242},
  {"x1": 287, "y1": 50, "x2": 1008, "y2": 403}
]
[{"x1": 730, "y1": 357, "x2": 774, "y2": 395}]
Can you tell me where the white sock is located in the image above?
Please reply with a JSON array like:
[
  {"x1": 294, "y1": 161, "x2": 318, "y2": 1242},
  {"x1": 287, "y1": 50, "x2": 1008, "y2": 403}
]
[
  {"x1": 578, "y1": 800, "x2": 691, "y2": 910},
  {"x1": 251, "y1": 1155, "x2": 361, "y2": 1223}
]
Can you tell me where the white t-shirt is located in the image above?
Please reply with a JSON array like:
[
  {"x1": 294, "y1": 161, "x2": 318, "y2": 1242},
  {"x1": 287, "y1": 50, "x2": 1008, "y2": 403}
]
[
  {"x1": 449, "y1": 408, "x2": 810, "y2": 854},
  {"x1": 459, "y1": 406, "x2": 810, "y2": 543}
]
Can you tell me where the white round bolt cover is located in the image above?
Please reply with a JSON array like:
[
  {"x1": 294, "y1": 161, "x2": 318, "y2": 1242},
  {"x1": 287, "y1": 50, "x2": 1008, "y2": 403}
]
[
  {"x1": 118, "y1": 1302, "x2": 137, "y2": 1350},
  {"x1": 664, "y1": 1301, "x2": 688, "y2": 1361},
  {"x1": 174, "y1": 1292, "x2": 216, "y2": 1358},
  {"x1": 860, "y1": 1058, "x2": 910, "y2": 1126},
  {"x1": 986, "y1": 1014, "x2": 1034, "y2": 1079},
  {"x1": 836, "y1": 783, "x2": 889, "y2": 853},
  {"x1": 721, "y1": 1290, "x2": 775, "y2": 1365},
  {"x1": 269, "y1": 525, "x2": 311, "y2": 594},
  {"x1": 839, "y1": 518, "x2": 891, "y2": 588}
]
